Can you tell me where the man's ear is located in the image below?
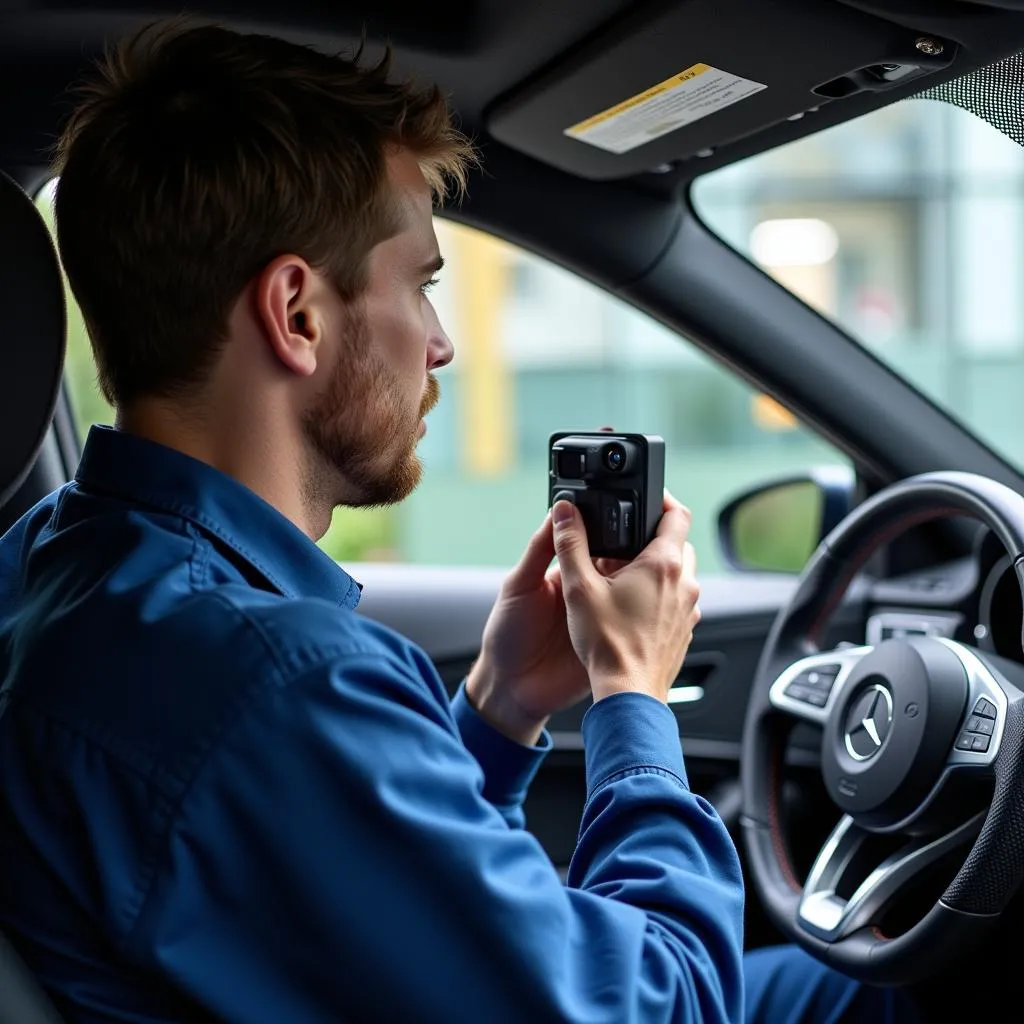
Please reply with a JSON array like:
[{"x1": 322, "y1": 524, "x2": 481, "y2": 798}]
[{"x1": 254, "y1": 254, "x2": 325, "y2": 378}]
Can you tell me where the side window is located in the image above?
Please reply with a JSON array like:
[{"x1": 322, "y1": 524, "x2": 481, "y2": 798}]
[
  {"x1": 692, "y1": 99, "x2": 1024, "y2": 480},
  {"x1": 38, "y1": 183, "x2": 848, "y2": 572},
  {"x1": 34, "y1": 181, "x2": 114, "y2": 432}
]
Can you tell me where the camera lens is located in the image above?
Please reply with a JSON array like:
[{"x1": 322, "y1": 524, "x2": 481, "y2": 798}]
[{"x1": 603, "y1": 443, "x2": 626, "y2": 471}]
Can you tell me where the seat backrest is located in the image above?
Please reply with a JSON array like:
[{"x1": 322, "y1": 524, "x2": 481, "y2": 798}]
[
  {"x1": 0, "y1": 171, "x2": 68, "y2": 1022},
  {"x1": 0, "y1": 171, "x2": 67, "y2": 508}
]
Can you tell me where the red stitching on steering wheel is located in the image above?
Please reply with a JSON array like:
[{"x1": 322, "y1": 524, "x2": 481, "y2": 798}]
[
  {"x1": 768, "y1": 505, "x2": 963, "y2": 906},
  {"x1": 806, "y1": 506, "x2": 962, "y2": 644},
  {"x1": 767, "y1": 732, "x2": 801, "y2": 892}
]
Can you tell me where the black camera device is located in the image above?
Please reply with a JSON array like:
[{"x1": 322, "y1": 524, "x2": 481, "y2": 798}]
[{"x1": 548, "y1": 432, "x2": 665, "y2": 559}]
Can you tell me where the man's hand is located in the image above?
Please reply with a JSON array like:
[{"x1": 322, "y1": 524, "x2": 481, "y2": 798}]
[
  {"x1": 551, "y1": 491, "x2": 700, "y2": 705},
  {"x1": 466, "y1": 512, "x2": 592, "y2": 746}
]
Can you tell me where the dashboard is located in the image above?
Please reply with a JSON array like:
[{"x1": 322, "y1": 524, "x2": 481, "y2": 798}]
[
  {"x1": 864, "y1": 525, "x2": 1024, "y2": 665},
  {"x1": 974, "y1": 530, "x2": 1024, "y2": 663}
]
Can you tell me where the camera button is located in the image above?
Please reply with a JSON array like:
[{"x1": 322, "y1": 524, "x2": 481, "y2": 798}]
[{"x1": 621, "y1": 501, "x2": 634, "y2": 536}]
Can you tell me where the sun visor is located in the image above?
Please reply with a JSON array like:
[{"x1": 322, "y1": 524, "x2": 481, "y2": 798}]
[{"x1": 485, "y1": 0, "x2": 956, "y2": 180}]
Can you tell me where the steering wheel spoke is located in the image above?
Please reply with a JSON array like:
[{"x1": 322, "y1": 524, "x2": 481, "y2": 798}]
[
  {"x1": 941, "y1": 640, "x2": 1012, "y2": 771},
  {"x1": 797, "y1": 812, "x2": 984, "y2": 943},
  {"x1": 767, "y1": 645, "x2": 872, "y2": 724}
]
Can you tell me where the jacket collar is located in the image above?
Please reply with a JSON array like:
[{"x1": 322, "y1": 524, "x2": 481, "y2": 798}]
[{"x1": 75, "y1": 425, "x2": 361, "y2": 609}]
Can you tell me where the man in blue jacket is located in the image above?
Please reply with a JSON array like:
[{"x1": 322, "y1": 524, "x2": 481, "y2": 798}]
[{"x1": 0, "y1": 18, "x2": 916, "y2": 1023}]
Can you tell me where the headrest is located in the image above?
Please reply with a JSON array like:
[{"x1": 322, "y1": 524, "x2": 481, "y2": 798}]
[{"x1": 0, "y1": 172, "x2": 67, "y2": 507}]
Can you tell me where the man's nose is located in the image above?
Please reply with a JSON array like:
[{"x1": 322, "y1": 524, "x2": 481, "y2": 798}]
[{"x1": 428, "y1": 325, "x2": 455, "y2": 370}]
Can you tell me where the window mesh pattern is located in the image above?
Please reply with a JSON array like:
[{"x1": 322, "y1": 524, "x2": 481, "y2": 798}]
[{"x1": 917, "y1": 50, "x2": 1024, "y2": 147}]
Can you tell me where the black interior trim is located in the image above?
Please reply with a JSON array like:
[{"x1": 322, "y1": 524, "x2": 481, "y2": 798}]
[{"x1": 486, "y1": 0, "x2": 958, "y2": 180}]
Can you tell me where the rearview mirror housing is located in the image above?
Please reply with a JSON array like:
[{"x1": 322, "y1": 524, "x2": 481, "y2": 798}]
[{"x1": 717, "y1": 466, "x2": 855, "y2": 574}]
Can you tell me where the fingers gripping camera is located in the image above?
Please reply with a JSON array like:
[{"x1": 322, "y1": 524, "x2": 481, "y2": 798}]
[{"x1": 548, "y1": 432, "x2": 665, "y2": 559}]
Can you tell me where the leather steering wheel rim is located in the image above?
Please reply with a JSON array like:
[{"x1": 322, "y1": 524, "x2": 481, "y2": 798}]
[{"x1": 740, "y1": 470, "x2": 1024, "y2": 985}]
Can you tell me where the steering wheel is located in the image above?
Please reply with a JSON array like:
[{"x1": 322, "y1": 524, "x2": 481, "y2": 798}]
[{"x1": 741, "y1": 470, "x2": 1024, "y2": 985}]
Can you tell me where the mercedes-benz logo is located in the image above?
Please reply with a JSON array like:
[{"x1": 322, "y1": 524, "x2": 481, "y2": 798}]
[{"x1": 843, "y1": 683, "x2": 894, "y2": 762}]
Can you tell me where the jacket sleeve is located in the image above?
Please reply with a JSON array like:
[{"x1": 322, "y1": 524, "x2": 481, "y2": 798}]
[
  {"x1": 448, "y1": 680, "x2": 552, "y2": 830},
  {"x1": 128, "y1": 651, "x2": 745, "y2": 1024}
]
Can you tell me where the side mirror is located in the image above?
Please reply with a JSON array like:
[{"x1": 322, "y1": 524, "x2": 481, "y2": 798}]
[{"x1": 717, "y1": 466, "x2": 856, "y2": 574}]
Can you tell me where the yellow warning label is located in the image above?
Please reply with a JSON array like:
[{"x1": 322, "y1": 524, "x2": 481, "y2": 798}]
[
  {"x1": 568, "y1": 64, "x2": 713, "y2": 134},
  {"x1": 565, "y1": 63, "x2": 766, "y2": 155}
]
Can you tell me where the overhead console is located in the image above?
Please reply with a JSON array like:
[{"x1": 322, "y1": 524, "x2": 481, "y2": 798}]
[{"x1": 484, "y1": 0, "x2": 1022, "y2": 180}]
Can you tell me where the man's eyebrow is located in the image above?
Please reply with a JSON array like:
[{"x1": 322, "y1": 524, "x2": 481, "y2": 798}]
[{"x1": 418, "y1": 254, "x2": 444, "y2": 276}]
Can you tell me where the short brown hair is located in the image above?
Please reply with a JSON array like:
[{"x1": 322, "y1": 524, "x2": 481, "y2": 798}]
[{"x1": 53, "y1": 18, "x2": 475, "y2": 408}]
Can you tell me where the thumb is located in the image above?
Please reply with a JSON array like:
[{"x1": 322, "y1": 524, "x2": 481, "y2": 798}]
[
  {"x1": 551, "y1": 501, "x2": 597, "y2": 589},
  {"x1": 501, "y1": 512, "x2": 556, "y2": 596}
]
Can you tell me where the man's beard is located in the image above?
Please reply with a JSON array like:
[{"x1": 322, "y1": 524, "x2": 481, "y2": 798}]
[{"x1": 302, "y1": 307, "x2": 440, "y2": 510}]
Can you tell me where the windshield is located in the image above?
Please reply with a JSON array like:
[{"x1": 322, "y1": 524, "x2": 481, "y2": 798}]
[{"x1": 693, "y1": 98, "x2": 1024, "y2": 473}]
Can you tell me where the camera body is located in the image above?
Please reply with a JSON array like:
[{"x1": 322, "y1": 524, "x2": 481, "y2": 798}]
[{"x1": 548, "y1": 432, "x2": 665, "y2": 559}]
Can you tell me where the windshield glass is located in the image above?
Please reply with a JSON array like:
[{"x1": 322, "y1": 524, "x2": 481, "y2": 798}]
[{"x1": 693, "y1": 98, "x2": 1024, "y2": 473}]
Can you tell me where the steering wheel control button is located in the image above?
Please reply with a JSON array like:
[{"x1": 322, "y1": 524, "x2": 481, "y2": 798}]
[
  {"x1": 973, "y1": 697, "x2": 997, "y2": 719},
  {"x1": 965, "y1": 715, "x2": 994, "y2": 736},
  {"x1": 954, "y1": 699, "x2": 1001, "y2": 756},
  {"x1": 784, "y1": 665, "x2": 840, "y2": 707},
  {"x1": 808, "y1": 665, "x2": 840, "y2": 680},
  {"x1": 822, "y1": 638, "x2": 968, "y2": 828}
]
